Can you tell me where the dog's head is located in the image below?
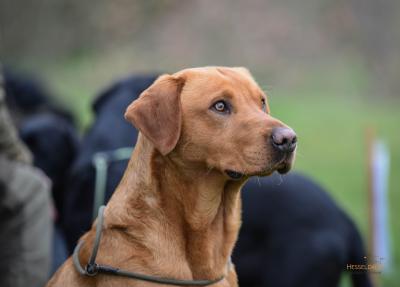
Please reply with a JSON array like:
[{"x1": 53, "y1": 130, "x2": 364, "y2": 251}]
[{"x1": 125, "y1": 67, "x2": 296, "y2": 180}]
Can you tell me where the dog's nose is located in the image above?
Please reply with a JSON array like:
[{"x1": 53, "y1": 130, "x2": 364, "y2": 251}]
[{"x1": 271, "y1": 128, "x2": 297, "y2": 153}]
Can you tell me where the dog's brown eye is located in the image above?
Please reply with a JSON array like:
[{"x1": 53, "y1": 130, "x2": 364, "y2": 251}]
[{"x1": 212, "y1": 100, "x2": 230, "y2": 114}]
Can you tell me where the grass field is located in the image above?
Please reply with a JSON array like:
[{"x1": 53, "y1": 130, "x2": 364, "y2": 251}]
[{"x1": 43, "y1": 59, "x2": 399, "y2": 286}]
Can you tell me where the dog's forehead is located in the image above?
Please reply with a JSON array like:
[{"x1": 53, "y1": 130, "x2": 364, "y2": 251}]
[{"x1": 177, "y1": 67, "x2": 263, "y2": 100}]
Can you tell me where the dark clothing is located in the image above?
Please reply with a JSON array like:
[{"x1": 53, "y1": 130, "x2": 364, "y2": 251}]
[
  {"x1": 2, "y1": 69, "x2": 77, "y2": 279},
  {"x1": 0, "y1": 79, "x2": 52, "y2": 287},
  {"x1": 0, "y1": 156, "x2": 52, "y2": 287},
  {"x1": 0, "y1": 77, "x2": 31, "y2": 164}
]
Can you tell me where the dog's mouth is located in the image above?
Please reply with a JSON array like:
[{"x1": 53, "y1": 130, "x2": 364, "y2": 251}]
[
  {"x1": 267, "y1": 152, "x2": 292, "y2": 174},
  {"x1": 274, "y1": 153, "x2": 295, "y2": 174},
  {"x1": 225, "y1": 154, "x2": 294, "y2": 179},
  {"x1": 276, "y1": 162, "x2": 292, "y2": 174}
]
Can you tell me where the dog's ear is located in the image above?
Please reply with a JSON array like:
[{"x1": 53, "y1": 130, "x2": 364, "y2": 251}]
[{"x1": 125, "y1": 74, "x2": 185, "y2": 155}]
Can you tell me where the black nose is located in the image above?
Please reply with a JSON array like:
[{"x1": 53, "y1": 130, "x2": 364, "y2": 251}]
[{"x1": 271, "y1": 128, "x2": 297, "y2": 153}]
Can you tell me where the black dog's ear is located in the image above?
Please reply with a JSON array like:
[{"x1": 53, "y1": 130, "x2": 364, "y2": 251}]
[{"x1": 125, "y1": 74, "x2": 185, "y2": 155}]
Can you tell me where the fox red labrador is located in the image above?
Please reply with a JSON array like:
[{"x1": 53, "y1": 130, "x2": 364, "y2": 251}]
[{"x1": 47, "y1": 67, "x2": 296, "y2": 286}]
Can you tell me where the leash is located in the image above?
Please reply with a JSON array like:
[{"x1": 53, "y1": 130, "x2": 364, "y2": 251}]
[
  {"x1": 73, "y1": 205, "x2": 226, "y2": 286},
  {"x1": 92, "y1": 147, "x2": 133, "y2": 220}
]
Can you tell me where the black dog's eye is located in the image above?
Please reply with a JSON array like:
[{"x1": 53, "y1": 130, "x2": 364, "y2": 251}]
[
  {"x1": 261, "y1": 98, "x2": 267, "y2": 112},
  {"x1": 211, "y1": 100, "x2": 230, "y2": 114}
]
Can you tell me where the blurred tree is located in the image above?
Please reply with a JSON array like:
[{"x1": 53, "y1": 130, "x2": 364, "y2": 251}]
[{"x1": 0, "y1": 0, "x2": 398, "y2": 97}]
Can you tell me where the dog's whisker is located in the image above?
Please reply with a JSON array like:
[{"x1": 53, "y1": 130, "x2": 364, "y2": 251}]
[
  {"x1": 275, "y1": 174, "x2": 284, "y2": 186},
  {"x1": 205, "y1": 165, "x2": 214, "y2": 176},
  {"x1": 243, "y1": 166, "x2": 250, "y2": 177},
  {"x1": 256, "y1": 176, "x2": 261, "y2": 187}
]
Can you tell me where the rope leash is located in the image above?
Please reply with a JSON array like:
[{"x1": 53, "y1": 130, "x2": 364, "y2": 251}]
[
  {"x1": 92, "y1": 147, "x2": 133, "y2": 220},
  {"x1": 73, "y1": 205, "x2": 225, "y2": 286}
]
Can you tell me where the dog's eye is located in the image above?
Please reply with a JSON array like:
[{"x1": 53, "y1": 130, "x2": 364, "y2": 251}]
[
  {"x1": 261, "y1": 98, "x2": 267, "y2": 112},
  {"x1": 211, "y1": 100, "x2": 230, "y2": 114}
]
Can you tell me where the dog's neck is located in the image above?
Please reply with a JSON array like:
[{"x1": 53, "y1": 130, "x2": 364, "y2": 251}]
[{"x1": 106, "y1": 134, "x2": 244, "y2": 280}]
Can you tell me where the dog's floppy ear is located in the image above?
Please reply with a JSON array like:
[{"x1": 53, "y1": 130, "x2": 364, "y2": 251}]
[{"x1": 125, "y1": 74, "x2": 184, "y2": 155}]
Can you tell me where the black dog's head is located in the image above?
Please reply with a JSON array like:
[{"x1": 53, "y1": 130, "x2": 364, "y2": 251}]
[{"x1": 20, "y1": 114, "x2": 79, "y2": 213}]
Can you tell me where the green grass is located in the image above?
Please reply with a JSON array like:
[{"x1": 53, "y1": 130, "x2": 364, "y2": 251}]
[{"x1": 42, "y1": 57, "x2": 400, "y2": 286}]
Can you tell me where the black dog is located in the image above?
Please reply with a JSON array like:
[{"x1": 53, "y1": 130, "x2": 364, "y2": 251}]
[
  {"x1": 63, "y1": 74, "x2": 372, "y2": 287},
  {"x1": 234, "y1": 175, "x2": 372, "y2": 287},
  {"x1": 19, "y1": 114, "x2": 79, "y2": 222},
  {"x1": 3, "y1": 68, "x2": 75, "y2": 125}
]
